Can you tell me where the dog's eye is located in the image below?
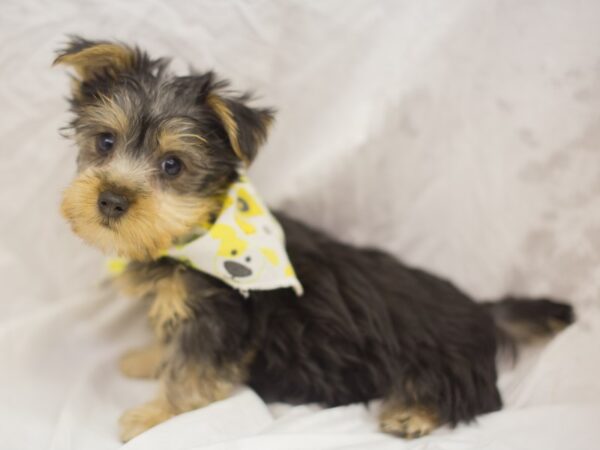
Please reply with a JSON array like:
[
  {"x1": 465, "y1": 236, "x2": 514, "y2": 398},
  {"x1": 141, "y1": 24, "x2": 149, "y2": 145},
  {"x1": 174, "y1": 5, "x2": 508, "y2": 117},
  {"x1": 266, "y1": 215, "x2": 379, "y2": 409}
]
[
  {"x1": 161, "y1": 156, "x2": 183, "y2": 176},
  {"x1": 96, "y1": 133, "x2": 115, "y2": 155}
]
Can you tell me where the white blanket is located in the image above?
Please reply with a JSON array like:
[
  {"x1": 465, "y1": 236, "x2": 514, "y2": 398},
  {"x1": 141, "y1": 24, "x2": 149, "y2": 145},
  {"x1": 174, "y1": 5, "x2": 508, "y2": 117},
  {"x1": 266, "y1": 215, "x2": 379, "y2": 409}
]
[{"x1": 1, "y1": 1, "x2": 599, "y2": 449}]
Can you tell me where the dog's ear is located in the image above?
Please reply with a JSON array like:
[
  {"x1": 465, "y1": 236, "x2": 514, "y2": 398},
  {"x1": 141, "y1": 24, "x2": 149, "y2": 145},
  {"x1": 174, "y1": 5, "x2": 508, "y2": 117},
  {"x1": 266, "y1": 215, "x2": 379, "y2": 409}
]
[
  {"x1": 53, "y1": 36, "x2": 136, "y2": 81},
  {"x1": 53, "y1": 36, "x2": 148, "y2": 102},
  {"x1": 196, "y1": 72, "x2": 275, "y2": 165}
]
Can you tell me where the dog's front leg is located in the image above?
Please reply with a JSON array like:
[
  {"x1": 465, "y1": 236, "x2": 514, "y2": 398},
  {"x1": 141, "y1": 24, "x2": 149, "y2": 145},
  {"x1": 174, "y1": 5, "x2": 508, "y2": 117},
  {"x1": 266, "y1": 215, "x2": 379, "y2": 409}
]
[
  {"x1": 119, "y1": 343, "x2": 164, "y2": 379},
  {"x1": 117, "y1": 268, "x2": 250, "y2": 442},
  {"x1": 116, "y1": 259, "x2": 189, "y2": 378},
  {"x1": 118, "y1": 351, "x2": 236, "y2": 442}
]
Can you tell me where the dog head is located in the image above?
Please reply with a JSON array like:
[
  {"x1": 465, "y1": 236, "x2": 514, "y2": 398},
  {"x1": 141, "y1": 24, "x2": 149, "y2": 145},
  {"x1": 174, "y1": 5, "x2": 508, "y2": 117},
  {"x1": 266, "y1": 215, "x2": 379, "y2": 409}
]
[{"x1": 55, "y1": 37, "x2": 274, "y2": 260}]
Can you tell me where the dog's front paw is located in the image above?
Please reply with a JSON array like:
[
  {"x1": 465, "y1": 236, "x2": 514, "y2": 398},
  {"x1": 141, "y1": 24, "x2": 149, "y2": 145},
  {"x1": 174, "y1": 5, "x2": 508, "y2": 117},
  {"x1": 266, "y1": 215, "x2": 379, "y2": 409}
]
[
  {"x1": 379, "y1": 406, "x2": 438, "y2": 439},
  {"x1": 119, "y1": 400, "x2": 173, "y2": 442}
]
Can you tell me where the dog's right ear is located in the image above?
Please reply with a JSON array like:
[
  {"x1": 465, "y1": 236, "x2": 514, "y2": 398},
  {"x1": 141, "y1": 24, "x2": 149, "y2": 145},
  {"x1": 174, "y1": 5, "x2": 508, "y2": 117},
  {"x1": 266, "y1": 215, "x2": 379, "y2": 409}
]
[
  {"x1": 53, "y1": 36, "x2": 136, "y2": 81},
  {"x1": 53, "y1": 36, "x2": 141, "y2": 99}
]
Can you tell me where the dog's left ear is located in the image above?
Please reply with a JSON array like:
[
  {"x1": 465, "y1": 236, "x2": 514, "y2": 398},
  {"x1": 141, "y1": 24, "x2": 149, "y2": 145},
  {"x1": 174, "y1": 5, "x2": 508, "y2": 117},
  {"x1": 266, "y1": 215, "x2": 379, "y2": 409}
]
[{"x1": 198, "y1": 74, "x2": 275, "y2": 165}]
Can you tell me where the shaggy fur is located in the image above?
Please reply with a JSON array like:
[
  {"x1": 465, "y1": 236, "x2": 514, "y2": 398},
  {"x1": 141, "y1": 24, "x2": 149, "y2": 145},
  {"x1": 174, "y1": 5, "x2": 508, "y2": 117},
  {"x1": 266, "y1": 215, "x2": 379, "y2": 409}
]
[{"x1": 55, "y1": 36, "x2": 575, "y2": 442}]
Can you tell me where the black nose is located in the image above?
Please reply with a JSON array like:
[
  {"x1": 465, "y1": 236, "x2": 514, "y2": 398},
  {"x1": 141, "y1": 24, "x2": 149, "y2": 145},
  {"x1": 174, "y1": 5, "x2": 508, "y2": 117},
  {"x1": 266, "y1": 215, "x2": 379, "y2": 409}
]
[
  {"x1": 98, "y1": 191, "x2": 129, "y2": 219},
  {"x1": 224, "y1": 261, "x2": 252, "y2": 278}
]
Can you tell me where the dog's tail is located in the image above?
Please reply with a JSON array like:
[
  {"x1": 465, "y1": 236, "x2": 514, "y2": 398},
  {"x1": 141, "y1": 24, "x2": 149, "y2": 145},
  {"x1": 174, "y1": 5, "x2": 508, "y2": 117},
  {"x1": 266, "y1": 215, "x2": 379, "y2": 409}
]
[{"x1": 482, "y1": 297, "x2": 575, "y2": 349}]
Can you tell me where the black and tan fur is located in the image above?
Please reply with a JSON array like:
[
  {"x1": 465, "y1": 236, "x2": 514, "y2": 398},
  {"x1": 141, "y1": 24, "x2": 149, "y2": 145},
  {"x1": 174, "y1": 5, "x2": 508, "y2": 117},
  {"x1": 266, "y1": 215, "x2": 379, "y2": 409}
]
[{"x1": 55, "y1": 37, "x2": 575, "y2": 442}]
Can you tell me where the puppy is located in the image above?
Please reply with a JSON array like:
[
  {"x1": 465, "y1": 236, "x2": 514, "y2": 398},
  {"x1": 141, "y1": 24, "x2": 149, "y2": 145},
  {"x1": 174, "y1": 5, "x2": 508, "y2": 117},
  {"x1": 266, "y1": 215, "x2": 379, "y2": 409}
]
[{"x1": 55, "y1": 37, "x2": 574, "y2": 442}]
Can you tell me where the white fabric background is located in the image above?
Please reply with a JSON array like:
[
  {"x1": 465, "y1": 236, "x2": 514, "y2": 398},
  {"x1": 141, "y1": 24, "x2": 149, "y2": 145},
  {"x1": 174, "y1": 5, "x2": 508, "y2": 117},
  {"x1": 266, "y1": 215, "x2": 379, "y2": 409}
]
[{"x1": 1, "y1": 1, "x2": 599, "y2": 449}]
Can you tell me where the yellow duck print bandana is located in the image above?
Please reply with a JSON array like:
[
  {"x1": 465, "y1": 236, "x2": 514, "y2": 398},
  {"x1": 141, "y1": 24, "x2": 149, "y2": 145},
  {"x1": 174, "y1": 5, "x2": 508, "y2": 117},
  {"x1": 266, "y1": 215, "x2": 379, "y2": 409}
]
[{"x1": 162, "y1": 173, "x2": 303, "y2": 297}]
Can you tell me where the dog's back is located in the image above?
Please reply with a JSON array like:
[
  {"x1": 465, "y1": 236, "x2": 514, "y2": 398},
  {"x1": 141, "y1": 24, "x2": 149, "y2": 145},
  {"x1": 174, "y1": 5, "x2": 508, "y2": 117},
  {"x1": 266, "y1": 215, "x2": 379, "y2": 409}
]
[{"x1": 247, "y1": 212, "x2": 573, "y2": 432}]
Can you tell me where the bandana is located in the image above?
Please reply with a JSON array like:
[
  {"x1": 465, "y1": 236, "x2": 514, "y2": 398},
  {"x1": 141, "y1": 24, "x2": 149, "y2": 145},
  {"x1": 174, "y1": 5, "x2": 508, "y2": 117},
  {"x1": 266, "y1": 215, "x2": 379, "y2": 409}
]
[{"x1": 108, "y1": 173, "x2": 303, "y2": 297}]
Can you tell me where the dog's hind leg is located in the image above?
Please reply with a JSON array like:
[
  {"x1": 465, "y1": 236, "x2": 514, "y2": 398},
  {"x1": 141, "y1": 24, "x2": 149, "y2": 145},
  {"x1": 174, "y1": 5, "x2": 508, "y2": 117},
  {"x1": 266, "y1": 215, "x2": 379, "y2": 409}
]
[
  {"x1": 379, "y1": 348, "x2": 502, "y2": 439},
  {"x1": 379, "y1": 402, "x2": 439, "y2": 439},
  {"x1": 379, "y1": 385, "x2": 440, "y2": 439}
]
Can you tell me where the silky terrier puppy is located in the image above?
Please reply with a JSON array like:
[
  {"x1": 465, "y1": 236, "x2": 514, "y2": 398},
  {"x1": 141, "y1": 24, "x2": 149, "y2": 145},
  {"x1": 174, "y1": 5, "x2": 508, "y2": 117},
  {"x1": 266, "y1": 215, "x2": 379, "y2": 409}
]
[{"x1": 55, "y1": 37, "x2": 574, "y2": 442}]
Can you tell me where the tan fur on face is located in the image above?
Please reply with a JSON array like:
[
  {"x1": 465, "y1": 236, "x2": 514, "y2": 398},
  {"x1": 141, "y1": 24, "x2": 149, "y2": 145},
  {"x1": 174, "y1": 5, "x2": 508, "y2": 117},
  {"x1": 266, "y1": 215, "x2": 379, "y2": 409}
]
[
  {"x1": 158, "y1": 117, "x2": 207, "y2": 152},
  {"x1": 61, "y1": 160, "x2": 218, "y2": 261},
  {"x1": 53, "y1": 43, "x2": 134, "y2": 81},
  {"x1": 76, "y1": 94, "x2": 130, "y2": 137}
]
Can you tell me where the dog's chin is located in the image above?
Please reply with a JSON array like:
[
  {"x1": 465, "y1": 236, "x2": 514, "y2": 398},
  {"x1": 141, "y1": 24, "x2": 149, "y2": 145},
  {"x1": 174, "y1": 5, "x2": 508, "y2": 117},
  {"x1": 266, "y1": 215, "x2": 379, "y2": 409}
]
[
  {"x1": 60, "y1": 170, "x2": 222, "y2": 261},
  {"x1": 61, "y1": 193, "x2": 213, "y2": 262},
  {"x1": 64, "y1": 215, "x2": 174, "y2": 261}
]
